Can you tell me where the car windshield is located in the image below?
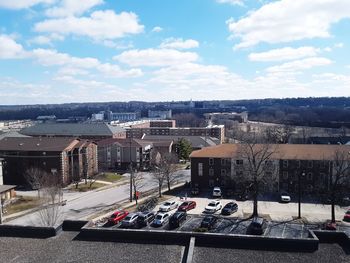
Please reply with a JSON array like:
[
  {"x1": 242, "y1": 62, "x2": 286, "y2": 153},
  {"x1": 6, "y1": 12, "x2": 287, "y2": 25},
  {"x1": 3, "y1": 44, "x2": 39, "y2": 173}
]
[
  {"x1": 208, "y1": 203, "x2": 216, "y2": 207},
  {"x1": 182, "y1": 202, "x2": 188, "y2": 206},
  {"x1": 156, "y1": 215, "x2": 163, "y2": 220},
  {"x1": 163, "y1": 202, "x2": 171, "y2": 206},
  {"x1": 203, "y1": 217, "x2": 212, "y2": 222},
  {"x1": 214, "y1": 190, "x2": 220, "y2": 193},
  {"x1": 110, "y1": 214, "x2": 117, "y2": 218},
  {"x1": 124, "y1": 216, "x2": 131, "y2": 221},
  {"x1": 225, "y1": 204, "x2": 233, "y2": 208}
]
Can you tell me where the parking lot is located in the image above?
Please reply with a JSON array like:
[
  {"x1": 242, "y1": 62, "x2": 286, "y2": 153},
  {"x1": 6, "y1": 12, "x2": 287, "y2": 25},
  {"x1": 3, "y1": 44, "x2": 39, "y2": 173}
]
[{"x1": 95, "y1": 190, "x2": 350, "y2": 239}]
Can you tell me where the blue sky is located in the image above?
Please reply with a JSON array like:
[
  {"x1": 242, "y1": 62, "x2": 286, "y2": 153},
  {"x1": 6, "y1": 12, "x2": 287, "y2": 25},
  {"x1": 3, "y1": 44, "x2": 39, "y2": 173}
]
[{"x1": 0, "y1": 0, "x2": 350, "y2": 105}]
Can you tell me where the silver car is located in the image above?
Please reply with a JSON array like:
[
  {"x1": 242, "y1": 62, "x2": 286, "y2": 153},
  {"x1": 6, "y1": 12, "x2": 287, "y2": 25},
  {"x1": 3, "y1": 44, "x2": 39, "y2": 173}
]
[
  {"x1": 159, "y1": 201, "x2": 178, "y2": 212},
  {"x1": 121, "y1": 213, "x2": 139, "y2": 228}
]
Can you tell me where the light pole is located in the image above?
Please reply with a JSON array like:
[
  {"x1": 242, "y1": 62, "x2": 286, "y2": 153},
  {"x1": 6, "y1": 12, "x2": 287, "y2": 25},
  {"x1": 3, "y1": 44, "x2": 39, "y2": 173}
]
[
  {"x1": 129, "y1": 135, "x2": 133, "y2": 202},
  {"x1": 298, "y1": 171, "x2": 305, "y2": 219}
]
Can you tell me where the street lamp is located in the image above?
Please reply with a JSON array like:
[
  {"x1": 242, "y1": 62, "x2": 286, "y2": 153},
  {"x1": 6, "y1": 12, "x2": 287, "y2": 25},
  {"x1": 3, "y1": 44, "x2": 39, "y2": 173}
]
[{"x1": 298, "y1": 171, "x2": 305, "y2": 219}]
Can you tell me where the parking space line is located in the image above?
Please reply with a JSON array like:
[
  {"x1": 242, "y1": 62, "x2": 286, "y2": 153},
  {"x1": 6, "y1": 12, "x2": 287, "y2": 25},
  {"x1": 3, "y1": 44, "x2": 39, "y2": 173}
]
[
  {"x1": 300, "y1": 224, "x2": 304, "y2": 238},
  {"x1": 281, "y1": 223, "x2": 287, "y2": 238},
  {"x1": 229, "y1": 219, "x2": 239, "y2": 232}
]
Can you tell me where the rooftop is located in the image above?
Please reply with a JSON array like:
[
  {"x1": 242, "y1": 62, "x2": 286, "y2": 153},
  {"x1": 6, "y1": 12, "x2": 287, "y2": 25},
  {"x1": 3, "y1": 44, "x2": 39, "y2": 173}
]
[
  {"x1": 20, "y1": 123, "x2": 125, "y2": 137},
  {"x1": 0, "y1": 137, "x2": 79, "y2": 152},
  {"x1": 190, "y1": 143, "x2": 350, "y2": 160}
]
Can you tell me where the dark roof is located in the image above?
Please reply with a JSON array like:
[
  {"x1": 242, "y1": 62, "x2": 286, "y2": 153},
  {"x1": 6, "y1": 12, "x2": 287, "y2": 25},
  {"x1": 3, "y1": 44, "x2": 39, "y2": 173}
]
[
  {"x1": 0, "y1": 231, "x2": 348, "y2": 263},
  {"x1": 20, "y1": 123, "x2": 125, "y2": 137},
  {"x1": 0, "y1": 137, "x2": 79, "y2": 152},
  {"x1": 142, "y1": 135, "x2": 220, "y2": 148},
  {"x1": 0, "y1": 131, "x2": 30, "y2": 140},
  {"x1": 0, "y1": 184, "x2": 16, "y2": 193},
  {"x1": 97, "y1": 138, "x2": 152, "y2": 148}
]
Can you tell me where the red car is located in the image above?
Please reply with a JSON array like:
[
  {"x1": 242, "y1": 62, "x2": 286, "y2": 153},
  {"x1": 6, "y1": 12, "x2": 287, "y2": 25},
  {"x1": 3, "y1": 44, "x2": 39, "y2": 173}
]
[
  {"x1": 343, "y1": 210, "x2": 350, "y2": 222},
  {"x1": 108, "y1": 210, "x2": 129, "y2": 225},
  {"x1": 178, "y1": 201, "x2": 196, "y2": 211}
]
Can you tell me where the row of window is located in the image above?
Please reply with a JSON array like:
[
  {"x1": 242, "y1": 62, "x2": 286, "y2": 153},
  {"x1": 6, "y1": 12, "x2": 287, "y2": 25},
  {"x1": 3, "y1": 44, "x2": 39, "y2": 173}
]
[{"x1": 282, "y1": 160, "x2": 327, "y2": 169}]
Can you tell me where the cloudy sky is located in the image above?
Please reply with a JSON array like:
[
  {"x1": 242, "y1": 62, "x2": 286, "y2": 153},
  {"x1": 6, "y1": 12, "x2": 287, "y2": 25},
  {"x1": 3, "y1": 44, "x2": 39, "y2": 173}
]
[{"x1": 0, "y1": 0, "x2": 350, "y2": 105}]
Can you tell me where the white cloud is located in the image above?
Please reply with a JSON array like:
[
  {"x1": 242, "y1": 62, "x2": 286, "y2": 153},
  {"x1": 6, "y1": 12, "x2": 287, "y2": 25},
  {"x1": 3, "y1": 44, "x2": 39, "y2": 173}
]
[
  {"x1": 28, "y1": 35, "x2": 53, "y2": 46},
  {"x1": 99, "y1": 40, "x2": 133, "y2": 50},
  {"x1": 216, "y1": 0, "x2": 245, "y2": 6},
  {"x1": 228, "y1": 0, "x2": 350, "y2": 49},
  {"x1": 334, "y1": 42, "x2": 344, "y2": 48},
  {"x1": 114, "y1": 48, "x2": 199, "y2": 67},
  {"x1": 0, "y1": 0, "x2": 54, "y2": 9},
  {"x1": 0, "y1": 34, "x2": 27, "y2": 59},
  {"x1": 159, "y1": 38, "x2": 199, "y2": 49},
  {"x1": 266, "y1": 57, "x2": 332, "y2": 73},
  {"x1": 151, "y1": 26, "x2": 163, "y2": 33},
  {"x1": 32, "y1": 48, "x2": 143, "y2": 78},
  {"x1": 249, "y1": 47, "x2": 320, "y2": 62},
  {"x1": 34, "y1": 10, "x2": 144, "y2": 40},
  {"x1": 45, "y1": 0, "x2": 103, "y2": 17}
]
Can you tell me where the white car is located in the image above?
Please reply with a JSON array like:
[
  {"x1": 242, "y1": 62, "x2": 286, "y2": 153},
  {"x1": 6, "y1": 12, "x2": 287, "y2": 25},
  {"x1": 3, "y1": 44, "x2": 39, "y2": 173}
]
[
  {"x1": 153, "y1": 212, "x2": 170, "y2": 226},
  {"x1": 121, "y1": 213, "x2": 139, "y2": 228},
  {"x1": 280, "y1": 192, "x2": 291, "y2": 203},
  {"x1": 159, "y1": 200, "x2": 178, "y2": 212},
  {"x1": 212, "y1": 187, "x2": 222, "y2": 197},
  {"x1": 205, "y1": 200, "x2": 222, "y2": 213}
]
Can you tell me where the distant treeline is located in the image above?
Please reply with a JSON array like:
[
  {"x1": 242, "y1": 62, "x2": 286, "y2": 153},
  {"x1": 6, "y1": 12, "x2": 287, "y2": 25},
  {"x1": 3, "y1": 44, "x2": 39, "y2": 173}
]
[{"x1": 1, "y1": 97, "x2": 350, "y2": 128}]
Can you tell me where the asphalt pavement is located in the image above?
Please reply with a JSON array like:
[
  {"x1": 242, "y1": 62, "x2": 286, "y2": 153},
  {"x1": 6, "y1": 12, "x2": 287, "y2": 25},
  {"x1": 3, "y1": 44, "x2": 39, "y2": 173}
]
[{"x1": 5, "y1": 169, "x2": 190, "y2": 226}]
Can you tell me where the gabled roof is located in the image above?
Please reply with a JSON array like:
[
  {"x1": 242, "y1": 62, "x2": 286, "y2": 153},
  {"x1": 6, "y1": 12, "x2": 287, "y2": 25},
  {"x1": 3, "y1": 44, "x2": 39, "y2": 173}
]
[
  {"x1": 20, "y1": 123, "x2": 125, "y2": 137},
  {"x1": 0, "y1": 137, "x2": 79, "y2": 152},
  {"x1": 190, "y1": 143, "x2": 350, "y2": 161},
  {"x1": 97, "y1": 138, "x2": 151, "y2": 148},
  {"x1": 0, "y1": 185, "x2": 16, "y2": 193}
]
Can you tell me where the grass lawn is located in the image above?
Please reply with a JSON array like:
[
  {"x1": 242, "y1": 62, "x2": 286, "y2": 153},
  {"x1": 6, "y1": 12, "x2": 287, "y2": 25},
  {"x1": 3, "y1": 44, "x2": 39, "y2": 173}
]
[
  {"x1": 97, "y1": 172, "x2": 124, "y2": 183},
  {"x1": 68, "y1": 182, "x2": 107, "y2": 192},
  {"x1": 5, "y1": 196, "x2": 41, "y2": 215}
]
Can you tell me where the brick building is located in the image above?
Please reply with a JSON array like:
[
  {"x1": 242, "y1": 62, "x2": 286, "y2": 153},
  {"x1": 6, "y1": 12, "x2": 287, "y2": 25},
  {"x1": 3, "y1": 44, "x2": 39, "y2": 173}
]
[
  {"x1": 0, "y1": 137, "x2": 98, "y2": 187},
  {"x1": 190, "y1": 144, "x2": 350, "y2": 193}
]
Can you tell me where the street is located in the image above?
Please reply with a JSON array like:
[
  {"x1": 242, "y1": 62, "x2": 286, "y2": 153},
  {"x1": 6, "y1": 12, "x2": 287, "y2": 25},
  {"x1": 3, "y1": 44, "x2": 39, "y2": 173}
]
[{"x1": 5, "y1": 170, "x2": 190, "y2": 226}]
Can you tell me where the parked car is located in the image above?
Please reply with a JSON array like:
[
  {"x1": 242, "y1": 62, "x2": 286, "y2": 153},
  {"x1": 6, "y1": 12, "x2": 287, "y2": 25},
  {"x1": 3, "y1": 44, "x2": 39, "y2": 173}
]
[
  {"x1": 212, "y1": 187, "x2": 222, "y2": 198},
  {"x1": 121, "y1": 213, "x2": 139, "y2": 228},
  {"x1": 200, "y1": 215, "x2": 218, "y2": 230},
  {"x1": 169, "y1": 211, "x2": 187, "y2": 229},
  {"x1": 247, "y1": 217, "x2": 267, "y2": 235},
  {"x1": 153, "y1": 212, "x2": 170, "y2": 227},
  {"x1": 205, "y1": 200, "x2": 222, "y2": 213},
  {"x1": 159, "y1": 201, "x2": 178, "y2": 212},
  {"x1": 107, "y1": 210, "x2": 129, "y2": 225},
  {"x1": 280, "y1": 191, "x2": 291, "y2": 203},
  {"x1": 221, "y1": 202, "x2": 238, "y2": 215},
  {"x1": 191, "y1": 187, "x2": 200, "y2": 196},
  {"x1": 178, "y1": 201, "x2": 196, "y2": 212},
  {"x1": 343, "y1": 210, "x2": 350, "y2": 222},
  {"x1": 235, "y1": 191, "x2": 249, "y2": 201},
  {"x1": 136, "y1": 211, "x2": 155, "y2": 227}
]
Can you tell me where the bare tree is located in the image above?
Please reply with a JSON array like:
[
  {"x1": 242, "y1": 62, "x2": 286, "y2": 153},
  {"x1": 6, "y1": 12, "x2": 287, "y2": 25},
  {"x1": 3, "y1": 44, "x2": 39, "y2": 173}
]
[
  {"x1": 132, "y1": 172, "x2": 145, "y2": 205},
  {"x1": 235, "y1": 133, "x2": 278, "y2": 217},
  {"x1": 319, "y1": 150, "x2": 350, "y2": 223},
  {"x1": 151, "y1": 165, "x2": 167, "y2": 198},
  {"x1": 24, "y1": 167, "x2": 47, "y2": 198},
  {"x1": 38, "y1": 172, "x2": 63, "y2": 227},
  {"x1": 87, "y1": 172, "x2": 99, "y2": 189},
  {"x1": 159, "y1": 153, "x2": 179, "y2": 192}
]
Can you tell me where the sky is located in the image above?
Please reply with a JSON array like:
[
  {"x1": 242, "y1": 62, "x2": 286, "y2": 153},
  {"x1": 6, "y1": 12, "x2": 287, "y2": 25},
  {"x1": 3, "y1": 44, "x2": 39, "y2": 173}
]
[{"x1": 0, "y1": 0, "x2": 350, "y2": 105}]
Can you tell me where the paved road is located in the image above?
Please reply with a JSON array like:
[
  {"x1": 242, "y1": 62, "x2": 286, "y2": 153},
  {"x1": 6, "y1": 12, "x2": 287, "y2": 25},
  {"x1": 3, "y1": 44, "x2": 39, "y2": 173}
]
[{"x1": 6, "y1": 170, "x2": 190, "y2": 226}]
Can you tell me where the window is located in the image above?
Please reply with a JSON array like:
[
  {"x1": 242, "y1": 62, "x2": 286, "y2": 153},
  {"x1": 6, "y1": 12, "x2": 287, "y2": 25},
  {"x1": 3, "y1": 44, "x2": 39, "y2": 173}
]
[
  {"x1": 283, "y1": 171, "x2": 288, "y2": 180},
  {"x1": 297, "y1": 160, "x2": 301, "y2": 168},
  {"x1": 307, "y1": 161, "x2": 313, "y2": 168},
  {"x1": 283, "y1": 160, "x2": 288, "y2": 168},
  {"x1": 236, "y1": 159, "x2": 243, "y2": 165},
  {"x1": 198, "y1": 163, "x2": 203, "y2": 176},
  {"x1": 265, "y1": 160, "x2": 273, "y2": 166},
  {"x1": 42, "y1": 151, "x2": 46, "y2": 156},
  {"x1": 307, "y1": 172, "x2": 313, "y2": 181},
  {"x1": 209, "y1": 158, "x2": 214, "y2": 165},
  {"x1": 307, "y1": 184, "x2": 313, "y2": 192},
  {"x1": 209, "y1": 180, "x2": 214, "y2": 187},
  {"x1": 209, "y1": 168, "x2": 214, "y2": 177},
  {"x1": 221, "y1": 159, "x2": 226, "y2": 166},
  {"x1": 221, "y1": 169, "x2": 226, "y2": 176}
]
